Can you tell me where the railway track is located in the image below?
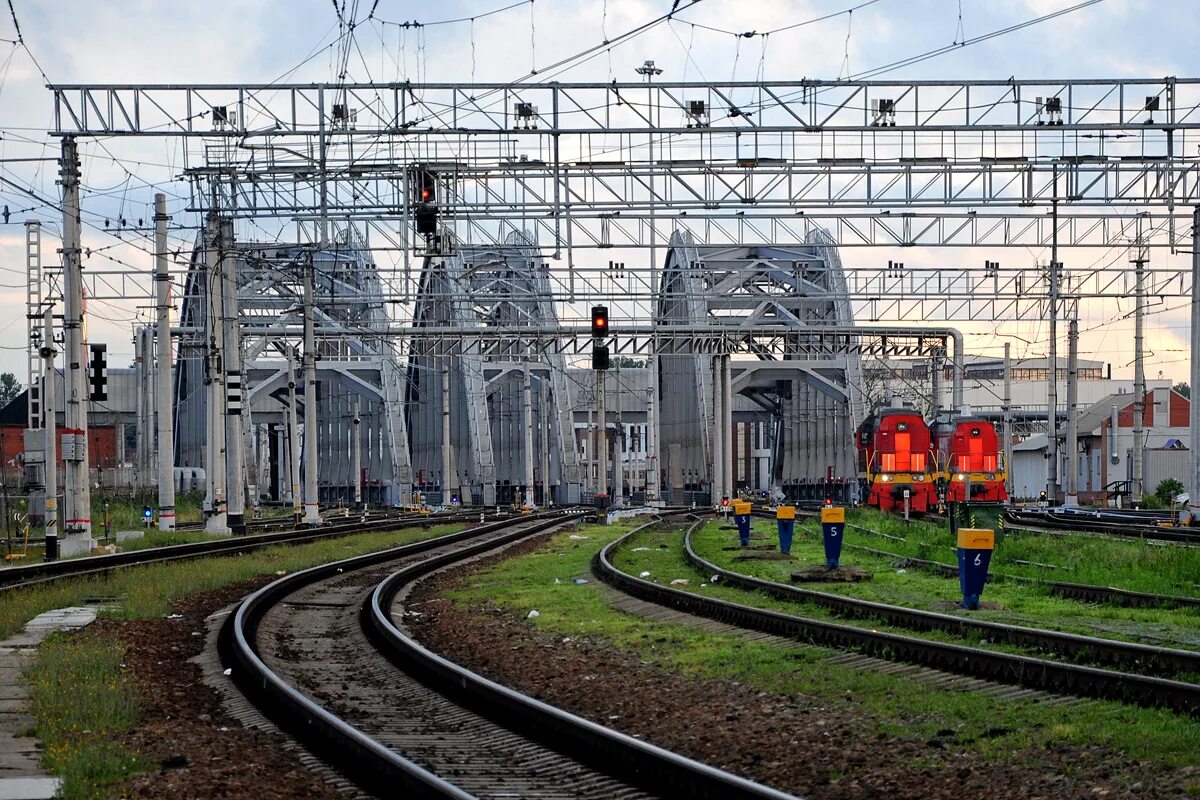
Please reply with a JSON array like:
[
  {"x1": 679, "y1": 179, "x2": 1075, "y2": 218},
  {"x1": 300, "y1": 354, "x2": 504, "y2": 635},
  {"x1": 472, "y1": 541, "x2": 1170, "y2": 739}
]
[
  {"x1": 0, "y1": 509, "x2": 489, "y2": 593},
  {"x1": 683, "y1": 524, "x2": 1200, "y2": 678},
  {"x1": 224, "y1": 511, "x2": 795, "y2": 800},
  {"x1": 595, "y1": 518, "x2": 1200, "y2": 717},
  {"x1": 750, "y1": 508, "x2": 1200, "y2": 610},
  {"x1": 1003, "y1": 508, "x2": 1200, "y2": 545}
]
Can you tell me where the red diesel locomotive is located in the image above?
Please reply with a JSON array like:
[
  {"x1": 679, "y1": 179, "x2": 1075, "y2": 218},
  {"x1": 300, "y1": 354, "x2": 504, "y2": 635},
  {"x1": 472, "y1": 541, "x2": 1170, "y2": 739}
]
[
  {"x1": 940, "y1": 416, "x2": 1008, "y2": 503},
  {"x1": 856, "y1": 407, "x2": 937, "y2": 513}
]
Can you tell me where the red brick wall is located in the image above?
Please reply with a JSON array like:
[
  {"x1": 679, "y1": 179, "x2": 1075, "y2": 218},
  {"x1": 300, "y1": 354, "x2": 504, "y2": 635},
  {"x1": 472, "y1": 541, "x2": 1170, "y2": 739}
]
[{"x1": 0, "y1": 424, "x2": 119, "y2": 469}]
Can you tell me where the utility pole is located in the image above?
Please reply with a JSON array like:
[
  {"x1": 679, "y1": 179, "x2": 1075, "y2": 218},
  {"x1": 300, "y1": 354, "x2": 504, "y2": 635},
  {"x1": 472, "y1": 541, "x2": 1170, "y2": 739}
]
[
  {"x1": 203, "y1": 213, "x2": 228, "y2": 534},
  {"x1": 1003, "y1": 342, "x2": 1013, "y2": 501},
  {"x1": 441, "y1": 358, "x2": 452, "y2": 505},
  {"x1": 154, "y1": 195, "x2": 175, "y2": 529},
  {"x1": 352, "y1": 396, "x2": 362, "y2": 510},
  {"x1": 1046, "y1": 166, "x2": 1060, "y2": 506},
  {"x1": 1065, "y1": 315, "x2": 1079, "y2": 506},
  {"x1": 41, "y1": 308, "x2": 57, "y2": 542},
  {"x1": 646, "y1": 353, "x2": 660, "y2": 505},
  {"x1": 540, "y1": 379, "x2": 551, "y2": 506},
  {"x1": 286, "y1": 346, "x2": 301, "y2": 522},
  {"x1": 711, "y1": 356, "x2": 723, "y2": 505},
  {"x1": 217, "y1": 217, "x2": 246, "y2": 534},
  {"x1": 523, "y1": 363, "x2": 536, "y2": 509},
  {"x1": 59, "y1": 137, "x2": 91, "y2": 542},
  {"x1": 596, "y1": 370, "x2": 607, "y2": 506},
  {"x1": 1132, "y1": 225, "x2": 1148, "y2": 502},
  {"x1": 1189, "y1": 206, "x2": 1200, "y2": 523},
  {"x1": 302, "y1": 253, "x2": 322, "y2": 525}
]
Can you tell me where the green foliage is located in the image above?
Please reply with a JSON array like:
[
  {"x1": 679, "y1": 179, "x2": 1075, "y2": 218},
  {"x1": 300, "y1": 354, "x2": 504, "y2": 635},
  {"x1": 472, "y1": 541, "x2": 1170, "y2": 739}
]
[
  {"x1": 1140, "y1": 494, "x2": 1166, "y2": 510},
  {"x1": 1173, "y1": 381, "x2": 1191, "y2": 399},
  {"x1": 449, "y1": 524, "x2": 1200, "y2": 769},
  {"x1": 27, "y1": 633, "x2": 141, "y2": 799},
  {"x1": 1155, "y1": 478, "x2": 1186, "y2": 506},
  {"x1": 0, "y1": 372, "x2": 20, "y2": 408}
]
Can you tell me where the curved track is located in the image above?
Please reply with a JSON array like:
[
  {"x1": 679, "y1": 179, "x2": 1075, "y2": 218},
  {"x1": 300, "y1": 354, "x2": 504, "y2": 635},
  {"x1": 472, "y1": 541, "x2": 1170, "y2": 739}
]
[
  {"x1": 595, "y1": 518, "x2": 1200, "y2": 717},
  {"x1": 750, "y1": 508, "x2": 1200, "y2": 610},
  {"x1": 1003, "y1": 508, "x2": 1200, "y2": 545},
  {"x1": 0, "y1": 510, "x2": 488, "y2": 593},
  {"x1": 683, "y1": 524, "x2": 1200, "y2": 677},
  {"x1": 225, "y1": 512, "x2": 796, "y2": 800}
]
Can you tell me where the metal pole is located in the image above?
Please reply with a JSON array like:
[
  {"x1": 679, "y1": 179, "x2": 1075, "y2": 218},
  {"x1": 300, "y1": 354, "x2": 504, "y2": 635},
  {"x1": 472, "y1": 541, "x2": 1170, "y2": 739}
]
[
  {"x1": 523, "y1": 363, "x2": 535, "y2": 509},
  {"x1": 711, "y1": 355, "x2": 724, "y2": 506},
  {"x1": 218, "y1": 217, "x2": 246, "y2": 535},
  {"x1": 721, "y1": 354, "x2": 733, "y2": 502},
  {"x1": 646, "y1": 353, "x2": 660, "y2": 505},
  {"x1": 352, "y1": 396, "x2": 362, "y2": 510},
  {"x1": 42, "y1": 308, "x2": 57, "y2": 541},
  {"x1": 1132, "y1": 235, "x2": 1147, "y2": 503},
  {"x1": 596, "y1": 369, "x2": 607, "y2": 505},
  {"x1": 302, "y1": 254, "x2": 322, "y2": 525},
  {"x1": 1046, "y1": 169, "x2": 1060, "y2": 506},
  {"x1": 203, "y1": 214, "x2": 228, "y2": 533},
  {"x1": 59, "y1": 137, "x2": 91, "y2": 541},
  {"x1": 1190, "y1": 207, "x2": 1200, "y2": 522},
  {"x1": 155, "y1": 193, "x2": 176, "y2": 529},
  {"x1": 287, "y1": 346, "x2": 301, "y2": 522},
  {"x1": 441, "y1": 358, "x2": 452, "y2": 505},
  {"x1": 1065, "y1": 315, "x2": 1079, "y2": 506},
  {"x1": 540, "y1": 379, "x2": 551, "y2": 506},
  {"x1": 1003, "y1": 341, "x2": 1013, "y2": 501}
]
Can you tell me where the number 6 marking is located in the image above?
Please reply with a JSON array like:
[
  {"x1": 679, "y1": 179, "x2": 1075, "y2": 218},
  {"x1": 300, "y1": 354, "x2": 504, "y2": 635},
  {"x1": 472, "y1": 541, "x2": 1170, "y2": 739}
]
[{"x1": 973, "y1": 553, "x2": 982, "y2": 567}]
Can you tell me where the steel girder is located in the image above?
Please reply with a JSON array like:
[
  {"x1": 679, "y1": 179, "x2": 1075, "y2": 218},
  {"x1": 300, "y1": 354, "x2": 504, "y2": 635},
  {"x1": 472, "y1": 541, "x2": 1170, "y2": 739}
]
[
  {"x1": 656, "y1": 229, "x2": 863, "y2": 504},
  {"x1": 406, "y1": 231, "x2": 582, "y2": 507},
  {"x1": 173, "y1": 225, "x2": 414, "y2": 506}
]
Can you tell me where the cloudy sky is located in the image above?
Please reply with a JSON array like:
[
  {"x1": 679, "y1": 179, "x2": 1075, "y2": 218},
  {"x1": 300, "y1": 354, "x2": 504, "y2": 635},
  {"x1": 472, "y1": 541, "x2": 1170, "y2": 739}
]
[{"x1": 0, "y1": 0, "x2": 1195, "y2": 383}]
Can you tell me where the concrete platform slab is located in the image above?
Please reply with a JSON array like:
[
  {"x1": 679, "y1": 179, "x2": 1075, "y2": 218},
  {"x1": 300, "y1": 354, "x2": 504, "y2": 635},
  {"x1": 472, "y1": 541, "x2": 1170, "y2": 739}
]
[
  {"x1": 0, "y1": 776, "x2": 61, "y2": 799},
  {"x1": 0, "y1": 605, "x2": 100, "y2": 790}
]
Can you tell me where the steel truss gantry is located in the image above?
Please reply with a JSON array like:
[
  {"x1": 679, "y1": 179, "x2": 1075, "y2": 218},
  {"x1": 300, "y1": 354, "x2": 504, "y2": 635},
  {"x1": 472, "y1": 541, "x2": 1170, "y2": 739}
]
[
  {"x1": 657, "y1": 228, "x2": 868, "y2": 505},
  {"x1": 50, "y1": 76, "x2": 1200, "y2": 321},
  {"x1": 406, "y1": 231, "x2": 582, "y2": 507},
  {"x1": 173, "y1": 225, "x2": 414, "y2": 508}
]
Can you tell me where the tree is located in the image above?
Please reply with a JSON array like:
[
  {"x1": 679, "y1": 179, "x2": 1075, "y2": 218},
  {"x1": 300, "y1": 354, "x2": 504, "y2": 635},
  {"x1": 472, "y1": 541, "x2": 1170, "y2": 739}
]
[
  {"x1": 1155, "y1": 477, "x2": 1186, "y2": 506},
  {"x1": 612, "y1": 356, "x2": 646, "y2": 369},
  {"x1": 1173, "y1": 381, "x2": 1190, "y2": 399},
  {"x1": 0, "y1": 373, "x2": 20, "y2": 408}
]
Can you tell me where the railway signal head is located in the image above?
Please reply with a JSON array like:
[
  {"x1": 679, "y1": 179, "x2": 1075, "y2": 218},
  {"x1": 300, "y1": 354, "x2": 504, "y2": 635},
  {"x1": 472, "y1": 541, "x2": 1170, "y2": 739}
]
[
  {"x1": 591, "y1": 305, "x2": 609, "y2": 337},
  {"x1": 591, "y1": 344, "x2": 610, "y2": 371}
]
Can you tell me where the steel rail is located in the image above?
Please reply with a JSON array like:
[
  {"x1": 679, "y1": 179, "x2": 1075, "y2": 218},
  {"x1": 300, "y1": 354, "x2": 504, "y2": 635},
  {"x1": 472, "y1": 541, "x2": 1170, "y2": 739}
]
[
  {"x1": 366, "y1": 514, "x2": 797, "y2": 800},
  {"x1": 595, "y1": 519, "x2": 1200, "y2": 717},
  {"x1": 223, "y1": 513, "x2": 569, "y2": 799},
  {"x1": 1003, "y1": 508, "x2": 1200, "y2": 544},
  {"x1": 0, "y1": 509, "x2": 490, "y2": 593},
  {"x1": 749, "y1": 508, "x2": 1200, "y2": 610},
  {"x1": 683, "y1": 525, "x2": 1200, "y2": 678}
]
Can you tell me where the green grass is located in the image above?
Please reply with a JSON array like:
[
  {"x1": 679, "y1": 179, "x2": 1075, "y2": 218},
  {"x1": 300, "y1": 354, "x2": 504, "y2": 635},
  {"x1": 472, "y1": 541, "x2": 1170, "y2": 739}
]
[
  {"x1": 11, "y1": 521, "x2": 466, "y2": 800},
  {"x1": 27, "y1": 633, "x2": 141, "y2": 800},
  {"x1": 690, "y1": 519, "x2": 1200, "y2": 651},
  {"x1": 1, "y1": 522, "x2": 465, "y2": 640},
  {"x1": 848, "y1": 508, "x2": 1200, "y2": 599},
  {"x1": 445, "y1": 521, "x2": 1200, "y2": 769}
]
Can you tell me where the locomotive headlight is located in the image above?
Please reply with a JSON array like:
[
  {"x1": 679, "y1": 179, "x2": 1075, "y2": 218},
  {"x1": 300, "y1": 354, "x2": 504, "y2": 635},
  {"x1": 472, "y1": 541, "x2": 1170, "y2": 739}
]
[
  {"x1": 913, "y1": 474, "x2": 925, "y2": 482},
  {"x1": 955, "y1": 473, "x2": 966, "y2": 481},
  {"x1": 879, "y1": 475, "x2": 892, "y2": 482},
  {"x1": 986, "y1": 473, "x2": 995, "y2": 481}
]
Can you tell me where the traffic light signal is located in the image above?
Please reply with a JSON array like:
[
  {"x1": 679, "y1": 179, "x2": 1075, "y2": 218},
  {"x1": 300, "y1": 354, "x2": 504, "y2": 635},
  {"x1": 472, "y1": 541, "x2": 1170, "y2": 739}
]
[
  {"x1": 417, "y1": 169, "x2": 436, "y2": 203},
  {"x1": 412, "y1": 167, "x2": 438, "y2": 236},
  {"x1": 88, "y1": 343, "x2": 108, "y2": 401},
  {"x1": 591, "y1": 305, "x2": 608, "y2": 337},
  {"x1": 591, "y1": 344, "x2": 609, "y2": 371}
]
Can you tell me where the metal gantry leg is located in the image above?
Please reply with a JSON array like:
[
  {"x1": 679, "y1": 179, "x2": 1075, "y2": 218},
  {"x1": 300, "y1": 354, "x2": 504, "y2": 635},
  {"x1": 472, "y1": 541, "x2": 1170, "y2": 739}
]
[
  {"x1": 302, "y1": 255, "x2": 322, "y2": 526},
  {"x1": 58, "y1": 137, "x2": 92, "y2": 543}
]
